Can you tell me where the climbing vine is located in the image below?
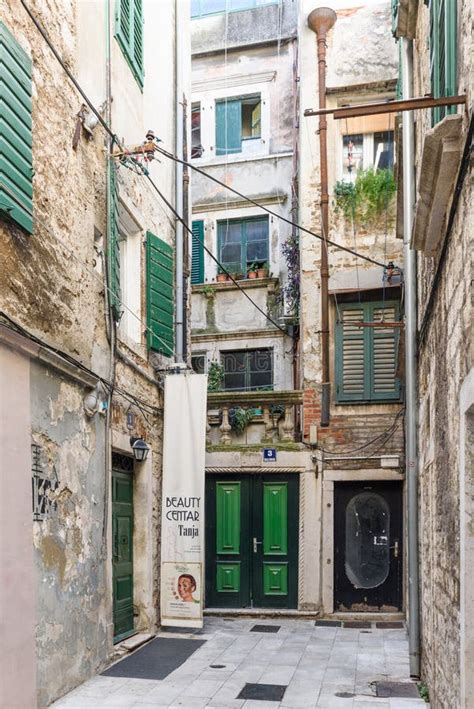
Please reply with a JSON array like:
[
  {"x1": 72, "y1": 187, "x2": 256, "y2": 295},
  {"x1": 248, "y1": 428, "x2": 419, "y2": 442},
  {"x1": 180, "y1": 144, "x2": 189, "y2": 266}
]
[{"x1": 333, "y1": 168, "x2": 396, "y2": 225}]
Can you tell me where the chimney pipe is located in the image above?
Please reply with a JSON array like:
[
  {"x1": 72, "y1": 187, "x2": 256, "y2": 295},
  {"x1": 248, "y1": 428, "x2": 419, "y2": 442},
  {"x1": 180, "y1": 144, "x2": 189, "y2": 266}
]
[{"x1": 307, "y1": 7, "x2": 336, "y2": 428}]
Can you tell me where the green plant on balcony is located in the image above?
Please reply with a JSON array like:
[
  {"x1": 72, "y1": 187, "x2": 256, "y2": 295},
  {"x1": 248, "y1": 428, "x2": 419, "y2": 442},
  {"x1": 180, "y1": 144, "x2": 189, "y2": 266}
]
[
  {"x1": 207, "y1": 361, "x2": 224, "y2": 391},
  {"x1": 229, "y1": 407, "x2": 254, "y2": 433},
  {"x1": 334, "y1": 168, "x2": 396, "y2": 225}
]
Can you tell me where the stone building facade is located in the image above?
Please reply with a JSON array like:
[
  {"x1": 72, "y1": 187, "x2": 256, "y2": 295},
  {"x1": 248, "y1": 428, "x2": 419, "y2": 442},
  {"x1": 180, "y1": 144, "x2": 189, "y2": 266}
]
[
  {"x1": 0, "y1": 0, "x2": 189, "y2": 706},
  {"x1": 393, "y1": 1, "x2": 473, "y2": 706}
]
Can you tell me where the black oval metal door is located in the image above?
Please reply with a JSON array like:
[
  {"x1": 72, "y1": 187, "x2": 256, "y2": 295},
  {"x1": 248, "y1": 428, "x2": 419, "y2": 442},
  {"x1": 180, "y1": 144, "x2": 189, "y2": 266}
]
[{"x1": 334, "y1": 481, "x2": 402, "y2": 612}]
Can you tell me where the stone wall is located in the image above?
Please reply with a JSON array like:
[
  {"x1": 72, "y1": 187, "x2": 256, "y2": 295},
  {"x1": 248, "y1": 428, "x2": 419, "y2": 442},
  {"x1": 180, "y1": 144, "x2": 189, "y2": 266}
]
[{"x1": 411, "y1": 1, "x2": 474, "y2": 704}]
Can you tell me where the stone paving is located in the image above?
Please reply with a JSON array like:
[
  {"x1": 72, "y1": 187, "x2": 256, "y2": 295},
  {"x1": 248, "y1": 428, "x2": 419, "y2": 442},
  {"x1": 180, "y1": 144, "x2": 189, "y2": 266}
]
[{"x1": 52, "y1": 617, "x2": 428, "y2": 708}]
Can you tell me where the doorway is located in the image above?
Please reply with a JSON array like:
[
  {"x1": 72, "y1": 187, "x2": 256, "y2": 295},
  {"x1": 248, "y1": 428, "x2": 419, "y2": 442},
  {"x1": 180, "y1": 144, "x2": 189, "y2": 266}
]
[
  {"x1": 334, "y1": 481, "x2": 403, "y2": 612},
  {"x1": 112, "y1": 453, "x2": 134, "y2": 642},
  {"x1": 205, "y1": 474, "x2": 299, "y2": 609}
]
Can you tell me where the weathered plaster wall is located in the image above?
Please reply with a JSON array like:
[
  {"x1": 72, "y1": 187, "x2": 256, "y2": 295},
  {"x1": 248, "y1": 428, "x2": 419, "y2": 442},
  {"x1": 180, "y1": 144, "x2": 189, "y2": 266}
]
[
  {"x1": 411, "y1": 2, "x2": 474, "y2": 705},
  {"x1": 191, "y1": 0, "x2": 297, "y2": 55}
]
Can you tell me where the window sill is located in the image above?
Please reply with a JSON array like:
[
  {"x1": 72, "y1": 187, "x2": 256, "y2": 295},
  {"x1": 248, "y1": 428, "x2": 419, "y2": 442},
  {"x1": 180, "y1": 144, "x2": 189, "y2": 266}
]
[{"x1": 192, "y1": 276, "x2": 279, "y2": 292}]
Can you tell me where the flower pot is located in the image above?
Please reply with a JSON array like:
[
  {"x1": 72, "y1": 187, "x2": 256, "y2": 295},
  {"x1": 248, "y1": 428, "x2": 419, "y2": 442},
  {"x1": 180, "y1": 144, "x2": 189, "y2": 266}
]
[
  {"x1": 248, "y1": 271, "x2": 258, "y2": 279},
  {"x1": 257, "y1": 268, "x2": 268, "y2": 279},
  {"x1": 216, "y1": 273, "x2": 227, "y2": 282}
]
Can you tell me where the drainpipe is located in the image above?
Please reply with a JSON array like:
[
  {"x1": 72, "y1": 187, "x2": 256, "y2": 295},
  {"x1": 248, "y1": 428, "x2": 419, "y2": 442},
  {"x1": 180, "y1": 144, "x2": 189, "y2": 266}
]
[
  {"x1": 307, "y1": 7, "x2": 336, "y2": 428},
  {"x1": 400, "y1": 37, "x2": 420, "y2": 678},
  {"x1": 175, "y1": 0, "x2": 184, "y2": 363}
]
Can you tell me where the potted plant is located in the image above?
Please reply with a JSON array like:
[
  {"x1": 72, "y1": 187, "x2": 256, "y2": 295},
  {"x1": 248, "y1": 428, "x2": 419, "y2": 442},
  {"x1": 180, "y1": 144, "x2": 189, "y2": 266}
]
[
  {"x1": 216, "y1": 268, "x2": 227, "y2": 283},
  {"x1": 257, "y1": 261, "x2": 269, "y2": 278},
  {"x1": 247, "y1": 262, "x2": 258, "y2": 279}
]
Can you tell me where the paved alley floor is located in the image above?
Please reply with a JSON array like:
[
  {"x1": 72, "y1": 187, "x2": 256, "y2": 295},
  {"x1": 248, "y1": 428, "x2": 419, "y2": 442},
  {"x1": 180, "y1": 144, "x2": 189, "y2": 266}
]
[{"x1": 52, "y1": 617, "x2": 427, "y2": 709}]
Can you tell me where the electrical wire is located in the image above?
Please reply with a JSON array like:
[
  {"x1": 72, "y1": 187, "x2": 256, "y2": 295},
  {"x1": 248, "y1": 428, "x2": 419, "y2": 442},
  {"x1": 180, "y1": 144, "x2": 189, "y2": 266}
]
[
  {"x1": 314, "y1": 407, "x2": 405, "y2": 457},
  {"x1": 1, "y1": 181, "x2": 179, "y2": 359},
  {"x1": 0, "y1": 312, "x2": 162, "y2": 416}
]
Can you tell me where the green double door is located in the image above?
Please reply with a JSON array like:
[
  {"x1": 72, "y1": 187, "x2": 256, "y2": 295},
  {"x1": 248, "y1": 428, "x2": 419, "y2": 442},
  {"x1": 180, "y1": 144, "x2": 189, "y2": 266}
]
[
  {"x1": 205, "y1": 474, "x2": 298, "y2": 608},
  {"x1": 112, "y1": 459, "x2": 134, "y2": 642}
]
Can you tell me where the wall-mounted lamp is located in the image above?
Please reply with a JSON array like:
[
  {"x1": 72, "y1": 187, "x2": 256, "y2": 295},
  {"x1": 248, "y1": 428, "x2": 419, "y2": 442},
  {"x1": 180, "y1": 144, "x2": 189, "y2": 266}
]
[{"x1": 130, "y1": 437, "x2": 150, "y2": 462}]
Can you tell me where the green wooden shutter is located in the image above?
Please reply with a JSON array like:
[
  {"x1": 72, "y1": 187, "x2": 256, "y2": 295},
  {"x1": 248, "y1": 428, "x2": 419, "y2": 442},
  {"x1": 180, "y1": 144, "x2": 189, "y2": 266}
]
[
  {"x1": 108, "y1": 160, "x2": 121, "y2": 321},
  {"x1": 115, "y1": 0, "x2": 144, "y2": 88},
  {"x1": 368, "y1": 303, "x2": 401, "y2": 401},
  {"x1": 216, "y1": 99, "x2": 242, "y2": 156},
  {"x1": 335, "y1": 304, "x2": 366, "y2": 402},
  {"x1": 146, "y1": 231, "x2": 174, "y2": 357},
  {"x1": 191, "y1": 220, "x2": 204, "y2": 284},
  {"x1": 0, "y1": 22, "x2": 33, "y2": 234},
  {"x1": 430, "y1": 0, "x2": 457, "y2": 124},
  {"x1": 335, "y1": 301, "x2": 401, "y2": 403}
]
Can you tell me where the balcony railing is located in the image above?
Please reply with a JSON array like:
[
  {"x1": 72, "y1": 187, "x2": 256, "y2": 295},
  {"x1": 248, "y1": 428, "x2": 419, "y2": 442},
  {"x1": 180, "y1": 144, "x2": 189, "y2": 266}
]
[{"x1": 206, "y1": 390, "x2": 303, "y2": 446}]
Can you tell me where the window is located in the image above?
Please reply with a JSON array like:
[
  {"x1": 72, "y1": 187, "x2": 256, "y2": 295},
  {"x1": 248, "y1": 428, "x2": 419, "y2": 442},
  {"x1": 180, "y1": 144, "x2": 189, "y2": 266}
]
[
  {"x1": 146, "y1": 232, "x2": 174, "y2": 357},
  {"x1": 191, "y1": 0, "x2": 276, "y2": 19},
  {"x1": 109, "y1": 161, "x2": 121, "y2": 321},
  {"x1": 216, "y1": 95, "x2": 262, "y2": 156},
  {"x1": 191, "y1": 354, "x2": 206, "y2": 374},
  {"x1": 0, "y1": 22, "x2": 33, "y2": 234},
  {"x1": 430, "y1": 0, "x2": 457, "y2": 125},
  {"x1": 191, "y1": 104, "x2": 203, "y2": 159},
  {"x1": 191, "y1": 220, "x2": 204, "y2": 284},
  {"x1": 222, "y1": 349, "x2": 273, "y2": 391},
  {"x1": 335, "y1": 301, "x2": 401, "y2": 403},
  {"x1": 115, "y1": 0, "x2": 144, "y2": 88},
  {"x1": 342, "y1": 132, "x2": 394, "y2": 182},
  {"x1": 217, "y1": 216, "x2": 268, "y2": 274}
]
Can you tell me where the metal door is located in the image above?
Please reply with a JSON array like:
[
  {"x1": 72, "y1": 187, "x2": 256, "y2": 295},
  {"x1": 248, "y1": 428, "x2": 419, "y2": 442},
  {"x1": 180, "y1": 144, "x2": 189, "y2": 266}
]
[{"x1": 334, "y1": 481, "x2": 402, "y2": 611}]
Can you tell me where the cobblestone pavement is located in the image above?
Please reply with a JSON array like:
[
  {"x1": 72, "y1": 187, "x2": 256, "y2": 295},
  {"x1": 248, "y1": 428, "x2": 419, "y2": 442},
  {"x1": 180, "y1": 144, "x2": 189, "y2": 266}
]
[{"x1": 52, "y1": 617, "x2": 428, "y2": 708}]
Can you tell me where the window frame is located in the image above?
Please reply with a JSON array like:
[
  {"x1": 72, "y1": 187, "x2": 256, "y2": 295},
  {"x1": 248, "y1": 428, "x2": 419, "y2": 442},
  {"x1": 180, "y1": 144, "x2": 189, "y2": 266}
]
[
  {"x1": 221, "y1": 348, "x2": 273, "y2": 392},
  {"x1": 339, "y1": 130, "x2": 394, "y2": 183},
  {"x1": 215, "y1": 94, "x2": 262, "y2": 156},
  {"x1": 191, "y1": 0, "x2": 277, "y2": 19},
  {"x1": 334, "y1": 299, "x2": 402, "y2": 404},
  {"x1": 430, "y1": 0, "x2": 457, "y2": 125},
  {"x1": 115, "y1": 0, "x2": 144, "y2": 90},
  {"x1": 217, "y1": 215, "x2": 269, "y2": 275}
]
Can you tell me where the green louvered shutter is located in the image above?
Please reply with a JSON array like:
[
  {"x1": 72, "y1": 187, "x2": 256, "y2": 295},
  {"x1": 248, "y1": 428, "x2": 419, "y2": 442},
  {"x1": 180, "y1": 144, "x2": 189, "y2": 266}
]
[
  {"x1": 430, "y1": 0, "x2": 457, "y2": 124},
  {"x1": 0, "y1": 22, "x2": 33, "y2": 234},
  {"x1": 108, "y1": 160, "x2": 121, "y2": 321},
  {"x1": 335, "y1": 304, "x2": 366, "y2": 402},
  {"x1": 146, "y1": 231, "x2": 174, "y2": 357},
  {"x1": 115, "y1": 0, "x2": 144, "y2": 88},
  {"x1": 335, "y1": 301, "x2": 401, "y2": 403},
  {"x1": 191, "y1": 220, "x2": 204, "y2": 284},
  {"x1": 216, "y1": 99, "x2": 242, "y2": 156},
  {"x1": 369, "y1": 302, "x2": 401, "y2": 401}
]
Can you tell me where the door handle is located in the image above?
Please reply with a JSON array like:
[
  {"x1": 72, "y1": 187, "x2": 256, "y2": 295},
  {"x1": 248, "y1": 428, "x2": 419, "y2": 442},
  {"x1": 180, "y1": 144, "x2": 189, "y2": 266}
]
[
  {"x1": 253, "y1": 537, "x2": 262, "y2": 553},
  {"x1": 390, "y1": 540, "x2": 399, "y2": 558}
]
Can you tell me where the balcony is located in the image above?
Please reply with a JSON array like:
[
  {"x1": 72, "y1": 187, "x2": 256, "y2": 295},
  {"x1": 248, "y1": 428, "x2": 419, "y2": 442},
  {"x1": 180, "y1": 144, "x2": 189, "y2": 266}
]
[{"x1": 206, "y1": 389, "x2": 303, "y2": 448}]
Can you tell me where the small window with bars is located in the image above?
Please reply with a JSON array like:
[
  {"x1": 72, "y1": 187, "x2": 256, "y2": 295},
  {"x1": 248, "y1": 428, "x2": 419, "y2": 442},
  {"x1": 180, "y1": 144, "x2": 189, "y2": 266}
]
[
  {"x1": 335, "y1": 301, "x2": 401, "y2": 403},
  {"x1": 222, "y1": 348, "x2": 273, "y2": 391}
]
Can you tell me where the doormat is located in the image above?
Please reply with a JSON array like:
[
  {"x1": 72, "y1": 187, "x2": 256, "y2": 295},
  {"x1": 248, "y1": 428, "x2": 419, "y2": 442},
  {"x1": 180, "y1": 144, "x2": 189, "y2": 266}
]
[
  {"x1": 375, "y1": 681, "x2": 420, "y2": 698},
  {"x1": 343, "y1": 621, "x2": 372, "y2": 628},
  {"x1": 237, "y1": 683, "x2": 287, "y2": 701},
  {"x1": 102, "y1": 637, "x2": 206, "y2": 680},
  {"x1": 250, "y1": 624, "x2": 281, "y2": 633},
  {"x1": 375, "y1": 621, "x2": 404, "y2": 629},
  {"x1": 315, "y1": 620, "x2": 342, "y2": 627}
]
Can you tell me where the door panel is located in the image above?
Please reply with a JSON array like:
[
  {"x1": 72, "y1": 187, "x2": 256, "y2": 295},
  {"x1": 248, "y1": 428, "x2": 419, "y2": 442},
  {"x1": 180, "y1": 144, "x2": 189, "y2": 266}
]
[
  {"x1": 334, "y1": 481, "x2": 402, "y2": 612},
  {"x1": 206, "y1": 477, "x2": 250, "y2": 608},
  {"x1": 206, "y1": 474, "x2": 298, "y2": 609},
  {"x1": 112, "y1": 465, "x2": 134, "y2": 641},
  {"x1": 252, "y1": 476, "x2": 298, "y2": 608}
]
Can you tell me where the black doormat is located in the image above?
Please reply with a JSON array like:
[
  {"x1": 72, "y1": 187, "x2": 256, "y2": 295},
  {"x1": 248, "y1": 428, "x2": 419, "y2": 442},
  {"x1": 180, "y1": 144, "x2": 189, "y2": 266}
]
[
  {"x1": 376, "y1": 681, "x2": 420, "y2": 698},
  {"x1": 250, "y1": 624, "x2": 281, "y2": 633},
  {"x1": 315, "y1": 620, "x2": 342, "y2": 627},
  {"x1": 237, "y1": 683, "x2": 287, "y2": 701},
  {"x1": 343, "y1": 621, "x2": 372, "y2": 628},
  {"x1": 375, "y1": 621, "x2": 404, "y2": 629},
  {"x1": 102, "y1": 637, "x2": 206, "y2": 680}
]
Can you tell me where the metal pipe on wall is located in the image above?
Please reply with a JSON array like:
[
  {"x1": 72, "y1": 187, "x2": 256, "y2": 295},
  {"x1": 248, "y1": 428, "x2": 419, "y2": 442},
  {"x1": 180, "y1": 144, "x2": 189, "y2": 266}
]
[
  {"x1": 307, "y1": 7, "x2": 337, "y2": 428},
  {"x1": 400, "y1": 37, "x2": 420, "y2": 678},
  {"x1": 175, "y1": 0, "x2": 185, "y2": 363}
]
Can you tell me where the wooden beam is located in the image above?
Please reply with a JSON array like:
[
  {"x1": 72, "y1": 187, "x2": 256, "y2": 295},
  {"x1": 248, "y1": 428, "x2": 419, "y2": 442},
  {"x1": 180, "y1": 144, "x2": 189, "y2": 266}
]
[{"x1": 304, "y1": 94, "x2": 467, "y2": 118}]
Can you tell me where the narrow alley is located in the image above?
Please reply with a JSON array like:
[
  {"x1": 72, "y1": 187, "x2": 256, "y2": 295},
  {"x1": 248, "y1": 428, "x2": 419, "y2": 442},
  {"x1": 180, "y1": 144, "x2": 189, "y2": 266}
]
[{"x1": 52, "y1": 618, "x2": 424, "y2": 709}]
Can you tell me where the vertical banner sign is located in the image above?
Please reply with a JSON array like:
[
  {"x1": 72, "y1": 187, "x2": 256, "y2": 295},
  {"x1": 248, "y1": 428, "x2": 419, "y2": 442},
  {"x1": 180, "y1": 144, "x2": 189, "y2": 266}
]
[{"x1": 160, "y1": 373, "x2": 207, "y2": 628}]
